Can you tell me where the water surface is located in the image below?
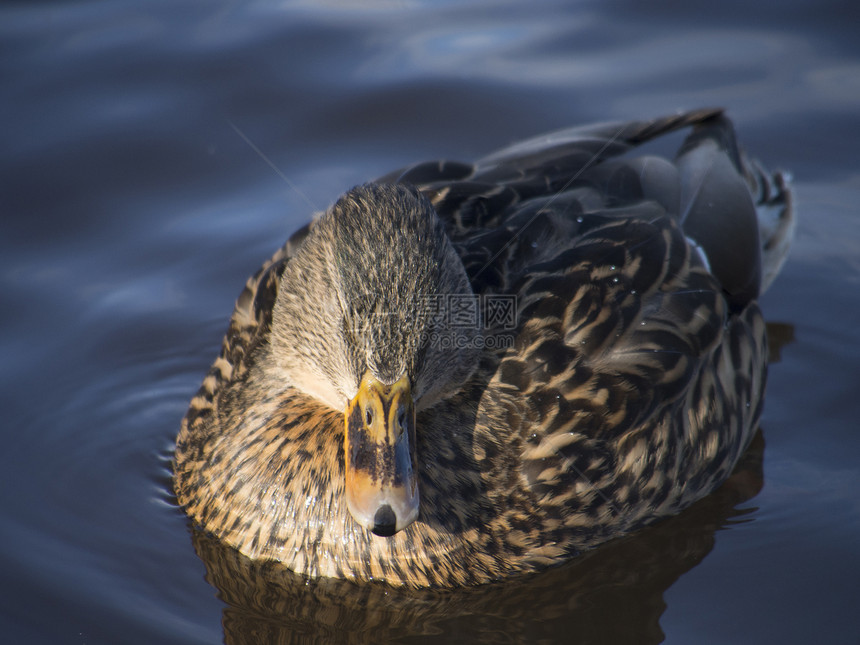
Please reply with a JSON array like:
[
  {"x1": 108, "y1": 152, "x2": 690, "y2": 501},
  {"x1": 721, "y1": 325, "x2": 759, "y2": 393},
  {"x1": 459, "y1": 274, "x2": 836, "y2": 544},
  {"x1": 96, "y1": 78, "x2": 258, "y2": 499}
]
[{"x1": 2, "y1": 1, "x2": 859, "y2": 643}]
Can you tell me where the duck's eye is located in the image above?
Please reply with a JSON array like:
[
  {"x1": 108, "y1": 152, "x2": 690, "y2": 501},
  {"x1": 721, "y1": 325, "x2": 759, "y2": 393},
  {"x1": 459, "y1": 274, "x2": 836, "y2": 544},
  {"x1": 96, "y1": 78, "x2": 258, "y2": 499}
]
[{"x1": 365, "y1": 407, "x2": 373, "y2": 427}]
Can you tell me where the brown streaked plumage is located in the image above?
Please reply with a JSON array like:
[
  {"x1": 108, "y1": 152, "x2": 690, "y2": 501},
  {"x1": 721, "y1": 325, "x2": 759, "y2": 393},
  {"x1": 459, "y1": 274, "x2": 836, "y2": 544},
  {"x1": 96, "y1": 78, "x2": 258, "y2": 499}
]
[{"x1": 173, "y1": 108, "x2": 793, "y2": 588}]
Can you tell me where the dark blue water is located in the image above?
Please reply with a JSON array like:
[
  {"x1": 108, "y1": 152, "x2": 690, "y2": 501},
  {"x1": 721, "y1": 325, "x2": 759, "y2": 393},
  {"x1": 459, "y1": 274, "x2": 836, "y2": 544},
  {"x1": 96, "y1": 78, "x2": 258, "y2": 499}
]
[{"x1": 2, "y1": 1, "x2": 859, "y2": 643}]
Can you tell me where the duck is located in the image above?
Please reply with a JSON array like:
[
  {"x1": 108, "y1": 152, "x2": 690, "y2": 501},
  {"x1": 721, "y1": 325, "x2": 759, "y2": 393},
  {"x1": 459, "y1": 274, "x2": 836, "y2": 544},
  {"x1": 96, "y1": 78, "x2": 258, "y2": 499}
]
[{"x1": 173, "y1": 108, "x2": 793, "y2": 588}]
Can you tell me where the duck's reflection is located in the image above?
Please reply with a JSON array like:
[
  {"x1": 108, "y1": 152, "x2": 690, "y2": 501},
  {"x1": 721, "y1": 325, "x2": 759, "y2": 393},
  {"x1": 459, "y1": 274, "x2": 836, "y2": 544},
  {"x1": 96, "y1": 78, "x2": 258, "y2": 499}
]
[{"x1": 189, "y1": 429, "x2": 765, "y2": 645}]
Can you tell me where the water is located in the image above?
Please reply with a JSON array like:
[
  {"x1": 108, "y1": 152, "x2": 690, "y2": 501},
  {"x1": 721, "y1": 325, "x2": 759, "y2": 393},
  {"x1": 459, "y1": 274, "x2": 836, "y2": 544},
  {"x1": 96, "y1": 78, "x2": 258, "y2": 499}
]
[{"x1": 2, "y1": 0, "x2": 859, "y2": 643}]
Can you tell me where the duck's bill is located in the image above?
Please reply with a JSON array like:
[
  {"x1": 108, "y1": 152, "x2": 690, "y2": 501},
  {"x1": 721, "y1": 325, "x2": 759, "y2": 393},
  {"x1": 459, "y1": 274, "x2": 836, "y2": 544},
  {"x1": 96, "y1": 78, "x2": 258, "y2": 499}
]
[{"x1": 344, "y1": 373, "x2": 419, "y2": 537}]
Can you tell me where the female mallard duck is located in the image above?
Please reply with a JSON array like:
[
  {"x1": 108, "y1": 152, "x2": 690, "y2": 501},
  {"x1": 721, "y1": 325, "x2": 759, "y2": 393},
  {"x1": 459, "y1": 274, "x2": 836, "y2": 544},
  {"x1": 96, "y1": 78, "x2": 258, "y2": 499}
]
[{"x1": 174, "y1": 108, "x2": 793, "y2": 588}]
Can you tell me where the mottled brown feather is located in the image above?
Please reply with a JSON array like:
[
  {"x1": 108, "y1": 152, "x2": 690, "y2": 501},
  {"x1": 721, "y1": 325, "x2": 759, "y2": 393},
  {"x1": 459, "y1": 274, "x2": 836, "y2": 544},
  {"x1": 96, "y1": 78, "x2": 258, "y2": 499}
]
[{"x1": 174, "y1": 109, "x2": 791, "y2": 587}]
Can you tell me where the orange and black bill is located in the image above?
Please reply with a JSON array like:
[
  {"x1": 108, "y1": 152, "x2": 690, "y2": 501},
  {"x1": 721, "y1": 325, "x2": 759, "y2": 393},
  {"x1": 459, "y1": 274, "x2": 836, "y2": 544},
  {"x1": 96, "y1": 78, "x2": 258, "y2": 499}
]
[{"x1": 344, "y1": 372, "x2": 419, "y2": 536}]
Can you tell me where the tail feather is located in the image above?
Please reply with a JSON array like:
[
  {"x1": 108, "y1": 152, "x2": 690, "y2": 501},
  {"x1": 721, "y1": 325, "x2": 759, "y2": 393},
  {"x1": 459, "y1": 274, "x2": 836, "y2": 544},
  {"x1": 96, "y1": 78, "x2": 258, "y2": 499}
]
[
  {"x1": 675, "y1": 113, "x2": 794, "y2": 306},
  {"x1": 676, "y1": 114, "x2": 763, "y2": 308},
  {"x1": 744, "y1": 158, "x2": 795, "y2": 293}
]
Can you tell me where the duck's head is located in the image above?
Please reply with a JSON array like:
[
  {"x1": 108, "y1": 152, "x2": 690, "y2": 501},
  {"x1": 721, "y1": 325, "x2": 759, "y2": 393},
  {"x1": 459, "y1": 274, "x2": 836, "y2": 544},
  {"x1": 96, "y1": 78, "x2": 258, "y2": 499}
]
[{"x1": 268, "y1": 184, "x2": 481, "y2": 536}]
